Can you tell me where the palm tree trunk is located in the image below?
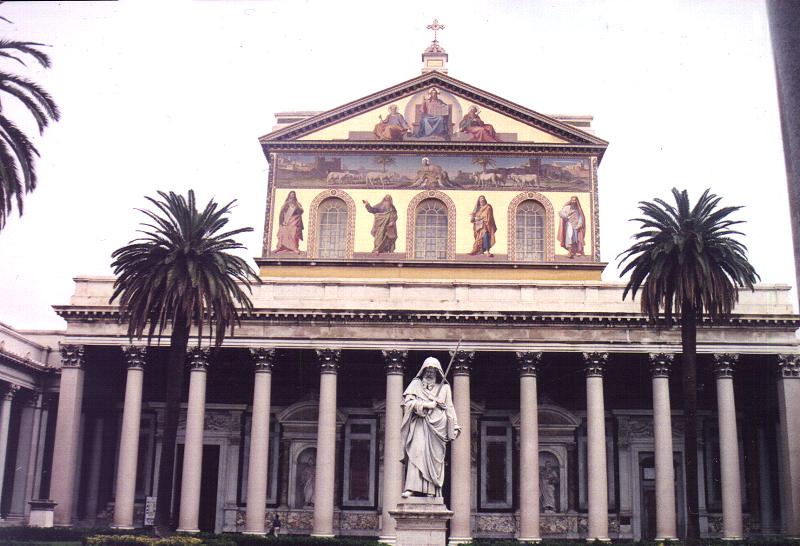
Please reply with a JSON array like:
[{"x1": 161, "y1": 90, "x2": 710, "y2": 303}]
[
  {"x1": 682, "y1": 302, "x2": 700, "y2": 544},
  {"x1": 154, "y1": 312, "x2": 190, "y2": 533}
]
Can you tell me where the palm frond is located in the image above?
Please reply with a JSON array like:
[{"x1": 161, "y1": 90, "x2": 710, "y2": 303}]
[{"x1": 618, "y1": 187, "x2": 759, "y2": 324}]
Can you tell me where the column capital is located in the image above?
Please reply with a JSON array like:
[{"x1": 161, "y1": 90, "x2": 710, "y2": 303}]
[
  {"x1": 713, "y1": 353, "x2": 739, "y2": 378},
  {"x1": 187, "y1": 347, "x2": 210, "y2": 371},
  {"x1": 2, "y1": 384, "x2": 21, "y2": 402},
  {"x1": 122, "y1": 346, "x2": 147, "y2": 370},
  {"x1": 451, "y1": 350, "x2": 475, "y2": 376},
  {"x1": 648, "y1": 353, "x2": 674, "y2": 378},
  {"x1": 381, "y1": 350, "x2": 407, "y2": 375},
  {"x1": 516, "y1": 351, "x2": 542, "y2": 376},
  {"x1": 250, "y1": 348, "x2": 276, "y2": 372},
  {"x1": 777, "y1": 354, "x2": 800, "y2": 379},
  {"x1": 583, "y1": 352, "x2": 608, "y2": 377},
  {"x1": 59, "y1": 344, "x2": 85, "y2": 369},
  {"x1": 316, "y1": 349, "x2": 341, "y2": 374}
]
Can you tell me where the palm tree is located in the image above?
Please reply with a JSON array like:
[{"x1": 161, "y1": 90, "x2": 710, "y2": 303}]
[
  {"x1": 472, "y1": 156, "x2": 495, "y2": 173},
  {"x1": 374, "y1": 155, "x2": 395, "y2": 173},
  {"x1": 110, "y1": 190, "x2": 259, "y2": 531},
  {"x1": 0, "y1": 39, "x2": 60, "y2": 230},
  {"x1": 618, "y1": 188, "x2": 758, "y2": 544}
]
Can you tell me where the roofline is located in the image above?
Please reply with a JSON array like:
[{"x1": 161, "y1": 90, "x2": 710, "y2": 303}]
[{"x1": 259, "y1": 71, "x2": 608, "y2": 147}]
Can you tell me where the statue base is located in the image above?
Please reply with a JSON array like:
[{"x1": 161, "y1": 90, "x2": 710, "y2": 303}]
[{"x1": 389, "y1": 496, "x2": 453, "y2": 546}]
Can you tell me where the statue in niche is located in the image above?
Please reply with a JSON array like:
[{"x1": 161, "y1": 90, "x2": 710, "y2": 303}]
[
  {"x1": 400, "y1": 357, "x2": 460, "y2": 497},
  {"x1": 539, "y1": 454, "x2": 560, "y2": 512},
  {"x1": 295, "y1": 448, "x2": 316, "y2": 508}
]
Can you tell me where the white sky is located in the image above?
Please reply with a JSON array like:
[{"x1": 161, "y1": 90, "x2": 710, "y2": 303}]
[{"x1": 0, "y1": 0, "x2": 794, "y2": 330}]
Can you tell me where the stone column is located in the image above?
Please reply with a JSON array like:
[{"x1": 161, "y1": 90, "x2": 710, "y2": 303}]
[
  {"x1": 113, "y1": 346, "x2": 147, "y2": 529},
  {"x1": 52, "y1": 345, "x2": 85, "y2": 526},
  {"x1": 177, "y1": 348, "x2": 210, "y2": 533},
  {"x1": 777, "y1": 354, "x2": 800, "y2": 537},
  {"x1": 244, "y1": 348, "x2": 276, "y2": 535},
  {"x1": 312, "y1": 349, "x2": 340, "y2": 538},
  {"x1": 517, "y1": 351, "x2": 541, "y2": 543},
  {"x1": 379, "y1": 349, "x2": 407, "y2": 545},
  {"x1": 583, "y1": 352, "x2": 609, "y2": 542},
  {"x1": 449, "y1": 350, "x2": 474, "y2": 546},
  {"x1": 649, "y1": 353, "x2": 677, "y2": 541},
  {"x1": 713, "y1": 353, "x2": 743, "y2": 539},
  {"x1": 11, "y1": 393, "x2": 42, "y2": 518},
  {"x1": 0, "y1": 383, "x2": 20, "y2": 511}
]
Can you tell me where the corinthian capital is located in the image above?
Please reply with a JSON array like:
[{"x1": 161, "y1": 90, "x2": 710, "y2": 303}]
[
  {"x1": 451, "y1": 350, "x2": 475, "y2": 376},
  {"x1": 777, "y1": 354, "x2": 800, "y2": 379},
  {"x1": 316, "y1": 349, "x2": 341, "y2": 374},
  {"x1": 516, "y1": 351, "x2": 542, "y2": 377},
  {"x1": 59, "y1": 344, "x2": 85, "y2": 369},
  {"x1": 382, "y1": 350, "x2": 407, "y2": 375},
  {"x1": 583, "y1": 352, "x2": 608, "y2": 377},
  {"x1": 122, "y1": 346, "x2": 147, "y2": 370},
  {"x1": 648, "y1": 353, "x2": 674, "y2": 378},
  {"x1": 187, "y1": 347, "x2": 210, "y2": 371},
  {"x1": 250, "y1": 348, "x2": 276, "y2": 372},
  {"x1": 713, "y1": 353, "x2": 738, "y2": 379}
]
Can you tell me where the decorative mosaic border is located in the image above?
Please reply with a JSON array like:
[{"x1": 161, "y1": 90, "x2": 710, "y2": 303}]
[
  {"x1": 506, "y1": 192, "x2": 555, "y2": 262},
  {"x1": 307, "y1": 189, "x2": 356, "y2": 259},
  {"x1": 405, "y1": 190, "x2": 457, "y2": 260}
]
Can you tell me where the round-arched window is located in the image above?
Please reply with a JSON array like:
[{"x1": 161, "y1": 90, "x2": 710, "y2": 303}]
[
  {"x1": 317, "y1": 197, "x2": 348, "y2": 258},
  {"x1": 515, "y1": 200, "x2": 545, "y2": 261},
  {"x1": 414, "y1": 199, "x2": 448, "y2": 260}
]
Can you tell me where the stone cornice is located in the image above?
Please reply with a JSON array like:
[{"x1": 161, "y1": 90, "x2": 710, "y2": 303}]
[{"x1": 52, "y1": 305, "x2": 800, "y2": 330}]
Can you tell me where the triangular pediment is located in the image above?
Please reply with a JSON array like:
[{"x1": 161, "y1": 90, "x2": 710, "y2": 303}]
[{"x1": 260, "y1": 72, "x2": 607, "y2": 148}]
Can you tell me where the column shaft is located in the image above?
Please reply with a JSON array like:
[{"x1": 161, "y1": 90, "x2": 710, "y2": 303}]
[
  {"x1": 113, "y1": 362, "x2": 145, "y2": 528},
  {"x1": 653, "y1": 376, "x2": 677, "y2": 539},
  {"x1": 379, "y1": 350, "x2": 406, "y2": 545},
  {"x1": 51, "y1": 346, "x2": 85, "y2": 526},
  {"x1": 777, "y1": 355, "x2": 800, "y2": 536},
  {"x1": 177, "y1": 352, "x2": 209, "y2": 533},
  {"x1": 449, "y1": 353, "x2": 472, "y2": 545},
  {"x1": 519, "y1": 374, "x2": 540, "y2": 541},
  {"x1": 586, "y1": 375, "x2": 608, "y2": 540},
  {"x1": 584, "y1": 352, "x2": 609, "y2": 542},
  {"x1": 245, "y1": 348, "x2": 274, "y2": 535},
  {"x1": 715, "y1": 355, "x2": 743, "y2": 539},
  {"x1": 0, "y1": 386, "x2": 17, "y2": 512},
  {"x1": 312, "y1": 371, "x2": 338, "y2": 536}
]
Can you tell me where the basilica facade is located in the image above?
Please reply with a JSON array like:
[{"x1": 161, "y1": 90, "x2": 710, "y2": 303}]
[{"x1": 0, "y1": 42, "x2": 799, "y2": 544}]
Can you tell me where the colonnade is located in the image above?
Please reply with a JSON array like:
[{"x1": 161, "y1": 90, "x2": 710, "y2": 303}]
[{"x1": 41, "y1": 344, "x2": 800, "y2": 542}]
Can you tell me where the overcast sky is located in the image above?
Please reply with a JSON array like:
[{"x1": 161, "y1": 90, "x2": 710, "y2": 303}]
[{"x1": 0, "y1": 0, "x2": 794, "y2": 330}]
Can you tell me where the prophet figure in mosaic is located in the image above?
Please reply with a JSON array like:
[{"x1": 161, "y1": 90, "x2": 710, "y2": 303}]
[
  {"x1": 362, "y1": 195, "x2": 398, "y2": 254},
  {"x1": 274, "y1": 191, "x2": 304, "y2": 253},
  {"x1": 373, "y1": 105, "x2": 411, "y2": 141},
  {"x1": 469, "y1": 195, "x2": 497, "y2": 257},
  {"x1": 459, "y1": 105, "x2": 501, "y2": 142},
  {"x1": 558, "y1": 195, "x2": 586, "y2": 258},
  {"x1": 414, "y1": 88, "x2": 451, "y2": 139},
  {"x1": 400, "y1": 357, "x2": 460, "y2": 497}
]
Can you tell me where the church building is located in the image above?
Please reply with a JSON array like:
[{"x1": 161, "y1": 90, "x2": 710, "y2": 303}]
[{"x1": 0, "y1": 30, "x2": 799, "y2": 544}]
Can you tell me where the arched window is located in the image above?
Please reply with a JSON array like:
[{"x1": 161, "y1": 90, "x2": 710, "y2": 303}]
[
  {"x1": 515, "y1": 200, "x2": 546, "y2": 261},
  {"x1": 414, "y1": 198, "x2": 448, "y2": 260},
  {"x1": 317, "y1": 197, "x2": 348, "y2": 258}
]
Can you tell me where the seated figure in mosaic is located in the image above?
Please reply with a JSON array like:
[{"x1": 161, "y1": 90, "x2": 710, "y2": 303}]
[{"x1": 400, "y1": 357, "x2": 460, "y2": 497}]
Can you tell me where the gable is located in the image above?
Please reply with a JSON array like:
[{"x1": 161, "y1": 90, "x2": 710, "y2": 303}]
[
  {"x1": 260, "y1": 72, "x2": 607, "y2": 148},
  {"x1": 297, "y1": 88, "x2": 569, "y2": 144}
]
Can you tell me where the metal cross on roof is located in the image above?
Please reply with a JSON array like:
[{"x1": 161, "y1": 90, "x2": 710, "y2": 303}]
[{"x1": 427, "y1": 18, "x2": 445, "y2": 43}]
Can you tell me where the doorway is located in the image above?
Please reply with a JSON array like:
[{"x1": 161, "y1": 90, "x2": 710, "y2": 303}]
[{"x1": 638, "y1": 452, "x2": 685, "y2": 540}]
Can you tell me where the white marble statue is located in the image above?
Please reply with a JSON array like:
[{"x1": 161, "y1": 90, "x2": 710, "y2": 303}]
[
  {"x1": 539, "y1": 459, "x2": 559, "y2": 512},
  {"x1": 400, "y1": 357, "x2": 460, "y2": 497}
]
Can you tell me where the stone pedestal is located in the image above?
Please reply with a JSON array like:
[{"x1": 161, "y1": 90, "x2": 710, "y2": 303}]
[
  {"x1": 28, "y1": 500, "x2": 56, "y2": 527},
  {"x1": 389, "y1": 497, "x2": 453, "y2": 546}
]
